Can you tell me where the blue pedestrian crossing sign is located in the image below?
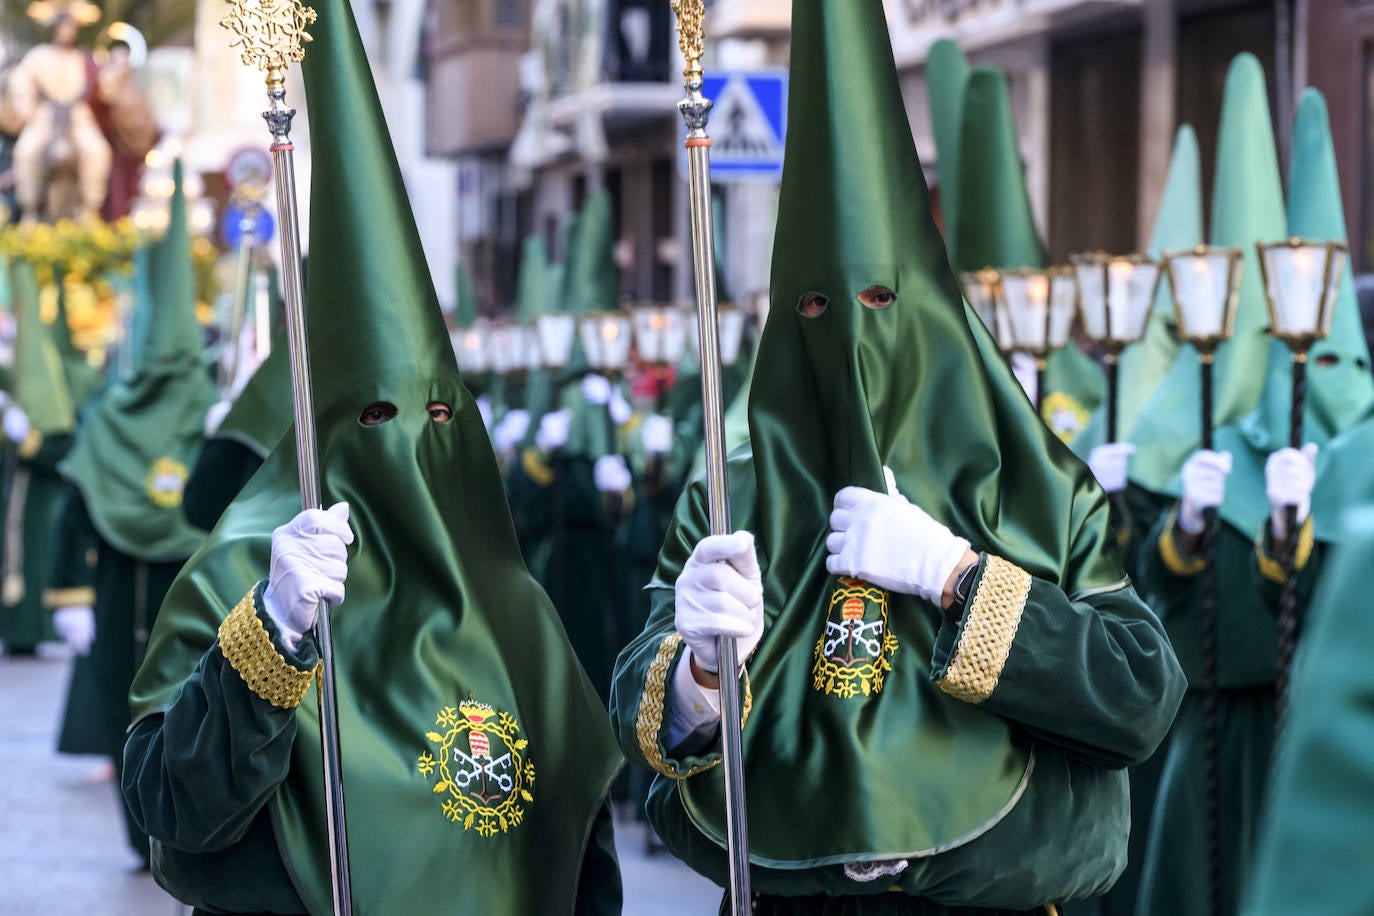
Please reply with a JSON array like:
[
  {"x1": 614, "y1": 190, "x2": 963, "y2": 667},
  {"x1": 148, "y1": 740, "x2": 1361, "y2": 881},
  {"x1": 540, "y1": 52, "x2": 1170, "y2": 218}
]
[{"x1": 682, "y1": 70, "x2": 787, "y2": 182}]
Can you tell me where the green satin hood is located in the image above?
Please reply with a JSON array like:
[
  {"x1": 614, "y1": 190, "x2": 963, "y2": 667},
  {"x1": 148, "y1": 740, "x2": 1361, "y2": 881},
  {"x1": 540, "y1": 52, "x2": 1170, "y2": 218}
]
[
  {"x1": 9, "y1": 258, "x2": 75, "y2": 436},
  {"x1": 132, "y1": 0, "x2": 617, "y2": 909},
  {"x1": 925, "y1": 39, "x2": 969, "y2": 262},
  {"x1": 955, "y1": 66, "x2": 1102, "y2": 444},
  {"x1": 658, "y1": 0, "x2": 1125, "y2": 864},
  {"x1": 1219, "y1": 88, "x2": 1374, "y2": 538},
  {"x1": 1129, "y1": 54, "x2": 1283, "y2": 497},
  {"x1": 58, "y1": 165, "x2": 214, "y2": 562},
  {"x1": 513, "y1": 234, "x2": 551, "y2": 324}
]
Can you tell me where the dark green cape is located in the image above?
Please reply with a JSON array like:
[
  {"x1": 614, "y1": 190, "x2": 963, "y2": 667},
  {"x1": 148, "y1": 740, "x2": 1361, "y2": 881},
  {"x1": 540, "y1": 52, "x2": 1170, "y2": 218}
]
[{"x1": 130, "y1": 0, "x2": 618, "y2": 910}]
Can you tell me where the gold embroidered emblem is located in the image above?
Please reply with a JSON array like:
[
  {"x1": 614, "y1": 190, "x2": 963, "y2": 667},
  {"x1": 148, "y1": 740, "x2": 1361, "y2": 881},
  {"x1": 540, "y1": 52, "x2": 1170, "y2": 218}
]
[
  {"x1": 145, "y1": 457, "x2": 190, "y2": 508},
  {"x1": 1040, "y1": 392, "x2": 1090, "y2": 444},
  {"x1": 812, "y1": 577, "x2": 899, "y2": 699},
  {"x1": 418, "y1": 701, "x2": 535, "y2": 837}
]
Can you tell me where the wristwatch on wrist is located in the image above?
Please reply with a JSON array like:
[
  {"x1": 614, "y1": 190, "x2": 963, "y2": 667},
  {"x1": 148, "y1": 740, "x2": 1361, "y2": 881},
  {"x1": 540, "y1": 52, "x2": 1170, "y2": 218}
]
[{"x1": 946, "y1": 559, "x2": 980, "y2": 623}]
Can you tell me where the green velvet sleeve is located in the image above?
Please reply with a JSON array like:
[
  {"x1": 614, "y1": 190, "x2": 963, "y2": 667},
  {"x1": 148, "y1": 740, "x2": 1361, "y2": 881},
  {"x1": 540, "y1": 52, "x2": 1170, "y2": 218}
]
[
  {"x1": 1136, "y1": 502, "x2": 1210, "y2": 611},
  {"x1": 22, "y1": 432, "x2": 72, "y2": 474},
  {"x1": 122, "y1": 583, "x2": 318, "y2": 854},
  {"x1": 931, "y1": 555, "x2": 1185, "y2": 770},
  {"x1": 573, "y1": 800, "x2": 623, "y2": 916}
]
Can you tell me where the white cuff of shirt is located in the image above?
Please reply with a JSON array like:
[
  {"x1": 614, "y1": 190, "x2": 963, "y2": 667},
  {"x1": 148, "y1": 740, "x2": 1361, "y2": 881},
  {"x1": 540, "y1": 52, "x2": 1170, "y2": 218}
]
[{"x1": 664, "y1": 651, "x2": 722, "y2": 750}]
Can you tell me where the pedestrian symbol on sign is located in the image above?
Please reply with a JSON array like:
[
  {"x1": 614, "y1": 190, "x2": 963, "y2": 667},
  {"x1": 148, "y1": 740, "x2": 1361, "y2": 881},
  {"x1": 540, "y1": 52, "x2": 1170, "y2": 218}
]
[{"x1": 681, "y1": 70, "x2": 788, "y2": 182}]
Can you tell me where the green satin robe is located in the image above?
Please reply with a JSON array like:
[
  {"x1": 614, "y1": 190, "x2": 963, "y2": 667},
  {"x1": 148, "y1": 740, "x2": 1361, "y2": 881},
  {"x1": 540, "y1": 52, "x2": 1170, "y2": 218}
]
[{"x1": 0, "y1": 433, "x2": 71, "y2": 651}]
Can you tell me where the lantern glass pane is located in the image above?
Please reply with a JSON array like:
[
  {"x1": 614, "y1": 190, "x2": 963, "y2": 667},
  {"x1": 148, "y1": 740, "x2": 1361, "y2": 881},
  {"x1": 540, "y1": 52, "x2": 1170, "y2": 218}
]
[
  {"x1": 1001, "y1": 273, "x2": 1052, "y2": 352},
  {"x1": 1116, "y1": 260, "x2": 1160, "y2": 344},
  {"x1": 489, "y1": 325, "x2": 516, "y2": 374},
  {"x1": 537, "y1": 314, "x2": 577, "y2": 368},
  {"x1": 1046, "y1": 273, "x2": 1077, "y2": 350},
  {"x1": 578, "y1": 316, "x2": 603, "y2": 369},
  {"x1": 1074, "y1": 262, "x2": 1108, "y2": 341},
  {"x1": 1170, "y1": 252, "x2": 1233, "y2": 340},
  {"x1": 1323, "y1": 249, "x2": 1347, "y2": 337},
  {"x1": 1264, "y1": 244, "x2": 1329, "y2": 338},
  {"x1": 633, "y1": 308, "x2": 666, "y2": 363},
  {"x1": 719, "y1": 307, "x2": 747, "y2": 366},
  {"x1": 600, "y1": 314, "x2": 634, "y2": 369},
  {"x1": 453, "y1": 327, "x2": 488, "y2": 374},
  {"x1": 961, "y1": 273, "x2": 998, "y2": 332},
  {"x1": 519, "y1": 325, "x2": 544, "y2": 371}
]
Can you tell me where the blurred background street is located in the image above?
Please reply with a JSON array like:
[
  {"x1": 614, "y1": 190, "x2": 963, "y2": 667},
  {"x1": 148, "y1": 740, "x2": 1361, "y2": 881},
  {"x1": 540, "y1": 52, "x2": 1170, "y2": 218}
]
[{"x1": 0, "y1": 652, "x2": 722, "y2": 916}]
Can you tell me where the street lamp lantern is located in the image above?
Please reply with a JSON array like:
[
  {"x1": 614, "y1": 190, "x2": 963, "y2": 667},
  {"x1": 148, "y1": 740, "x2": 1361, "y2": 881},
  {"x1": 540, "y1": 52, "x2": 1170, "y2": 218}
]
[
  {"x1": 1162, "y1": 245, "x2": 1244, "y2": 353},
  {"x1": 1071, "y1": 252, "x2": 1163, "y2": 442},
  {"x1": 453, "y1": 323, "x2": 490, "y2": 375},
  {"x1": 960, "y1": 268, "x2": 1016, "y2": 354},
  {"x1": 1255, "y1": 236, "x2": 1347, "y2": 720},
  {"x1": 536, "y1": 313, "x2": 578, "y2": 369},
  {"x1": 579, "y1": 311, "x2": 634, "y2": 371},
  {"x1": 633, "y1": 304, "x2": 689, "y2": 365},
  {"x1": 1257, "y1": 237, "x2": 1346, "y2": 351}
]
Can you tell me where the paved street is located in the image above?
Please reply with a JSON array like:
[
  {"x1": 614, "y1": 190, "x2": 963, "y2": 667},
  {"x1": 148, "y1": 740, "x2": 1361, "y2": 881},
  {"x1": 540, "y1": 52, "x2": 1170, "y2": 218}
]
[{"x1": 0, "y1": 649, "x2": 722, "y2": 915}]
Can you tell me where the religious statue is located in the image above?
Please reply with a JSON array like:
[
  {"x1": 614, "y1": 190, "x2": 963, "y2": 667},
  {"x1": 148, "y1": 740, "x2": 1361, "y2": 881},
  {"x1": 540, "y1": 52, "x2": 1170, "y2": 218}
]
[{"x1": 0, "y1": 1, "x2": 113, "y2": 222}]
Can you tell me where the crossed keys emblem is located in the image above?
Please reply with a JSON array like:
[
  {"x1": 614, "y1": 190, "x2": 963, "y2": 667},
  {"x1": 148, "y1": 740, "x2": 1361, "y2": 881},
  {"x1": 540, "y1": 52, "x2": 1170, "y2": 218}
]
[
  {"x1": 823, "y1": 618, "x2": 886, "y2": 667},
  {"x1": 452, "y1": 738, "x2": 515, "y2": 805}
]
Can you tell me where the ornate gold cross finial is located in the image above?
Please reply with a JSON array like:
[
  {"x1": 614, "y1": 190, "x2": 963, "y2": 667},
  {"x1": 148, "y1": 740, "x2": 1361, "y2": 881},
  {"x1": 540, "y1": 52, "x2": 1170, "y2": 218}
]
[
  {"x1": 221, "y1": 0, "x2": 318, "y2": 90},
  {"x1": 670, "y1": 0, "x2": 705, "y2": 80}
]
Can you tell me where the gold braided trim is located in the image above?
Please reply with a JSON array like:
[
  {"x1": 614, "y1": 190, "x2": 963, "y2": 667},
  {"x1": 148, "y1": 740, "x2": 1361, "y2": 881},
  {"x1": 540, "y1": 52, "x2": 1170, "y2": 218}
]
[
  {"x1": 218, "y1": 589, "x2": 320, "y2": 709},
  {"x1": 634, "y1": 632, "x2": 752, "y2": 780},
  {"x1": 1256, "y1": 515, "x2": 1315, "y2": 584},
  {"x1": 1158, "y1": 507, "x2": 1207, "y2": 577},
  {"x1": 16, "y1": 429, "x2": 43, "y2": 460},
  {"x1": 521, "y1": 447, "x2": 556, "y2": 487},
  {"x1": 935, "y1": 556, "x2": 1032, "y2": 705},
  {"x1": 43, "y1": 586, "x2": 95, "y2": 610}
]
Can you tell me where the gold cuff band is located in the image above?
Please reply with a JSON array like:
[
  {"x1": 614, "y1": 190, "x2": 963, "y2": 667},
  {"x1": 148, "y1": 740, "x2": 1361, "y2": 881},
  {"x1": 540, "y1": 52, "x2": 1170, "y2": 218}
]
[
  {"x1": 635, "y1": 632, "x2": 752, "y2": 779},
  {"x1": 43, "y1": 586, "x2": 95, "y2": 609},
  {"x1": 218, "y1": 589, "x2": 319, "y2": 710},
  {"x1": 1158, "y1": 507, "x2": 1207, "y2": 577},
  {"x1": 936, "y1": 555, "x2": 1032, "y2": 705},
  {"x1": 521, "y1": 447, "x2": 556, "y2": 487},
  {"x1": 17, "y1": 430, "x2": 43, "y2": 460},
  {"x1": 1257, "y1": 515, "x2": 1316, "y2": 584}
]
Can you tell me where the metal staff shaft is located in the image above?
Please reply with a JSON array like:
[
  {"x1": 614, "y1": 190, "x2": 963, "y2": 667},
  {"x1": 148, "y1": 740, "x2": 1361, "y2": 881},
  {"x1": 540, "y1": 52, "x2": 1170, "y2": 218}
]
[
  {"x1": 266, "y1": 81, "x2": 354, "y2": 916},
  {"x1": 1198, "y1": 352, "x2": 1222, "y2": 916},
  {"x1": 673, "y1": 4, "x2": 751, "y2": 908}
]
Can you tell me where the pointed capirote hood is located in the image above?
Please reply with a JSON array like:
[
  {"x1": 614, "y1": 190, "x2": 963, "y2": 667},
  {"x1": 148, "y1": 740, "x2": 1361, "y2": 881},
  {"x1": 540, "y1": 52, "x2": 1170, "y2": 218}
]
[
  {"x1": 653, "y1": 0, "x2": 1125, "y2": 869},
  {"x1": 925, "y1": 38, "x2": 969, "y2": 259},
  {"x1": 131, "y1": 1, "x2": 617, "y2": 910},
  {"x1": 142, "y1": 161, "x2": 205, "y2": 367},
  {"x1": 955, "y1": 65, "x2": 1102, "y2": 443},
  {"x1": 1232, "y1": 89, "x2": 1374, "y2": 539},
  {"x1": 50, "y1": 273, "x2": 104, "y2": 407},
  {"x1": 453, "y1": 262, "x2": 478, "y2": 327},
  {"x1": 1129, "y1": 53, "x2": 1283, "y2": 496},
  {"x1": 513, "y1": 234, "x2": 550, "y2": 324},
  {"x1": 57, "y1": 162, "x2": 215, "y2": 562},
  {"x1": 1077, "y1": 125, "x2": 1204, "y2": 457},
  {"x1": 9, "y1": 259, "x2": 75, "y2": 437},
  {"x1": 564, "y1": 188, "x2": 619, "y2": 316}
]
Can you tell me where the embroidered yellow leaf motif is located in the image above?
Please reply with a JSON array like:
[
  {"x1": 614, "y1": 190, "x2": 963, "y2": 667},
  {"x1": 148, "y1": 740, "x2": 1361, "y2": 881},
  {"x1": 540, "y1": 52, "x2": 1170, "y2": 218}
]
[
  {"x1": 464, "y1": 813, "x2": 475, "y2": 830},
  {"x1": 521, "y1": 789, "x2": 534, "y2": 803},
  {"x1": 433, "y1": 781, "x2": 451, "y2": 794},
  {"x1": 513, "y1": 739, "x2": 528, "y2": 751},
  {"x1": 426, "y1": 731, "x2": 443, "y2": 743}
]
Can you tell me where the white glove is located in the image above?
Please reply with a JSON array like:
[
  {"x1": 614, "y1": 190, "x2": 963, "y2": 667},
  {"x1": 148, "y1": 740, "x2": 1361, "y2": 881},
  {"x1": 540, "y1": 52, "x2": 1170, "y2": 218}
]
[
  {"x1": 475, "y1": 396, "x2": 494, "y2": 432},
  {"x1": 3, "y1": 405, "x2": 30, "y2": 444},
  {"x1": 535, "y1": 409, "x2": 573, "y2": 453},
  {"x1": 492, "y1": 409, "x2": 530, "y2": 454},
  {"x1": 826, "y1": 476, "x2": 971, "y2": 604},
  {"x1": 581, "y1": 373, "x2": 612, "y2": 405},
  {"x1": 641, "y1": 414, "x2": 674, "y2": 455},
  {"x1": 262, "y1": 503, "x2": 354, "y2": 652},
  {"x1": 1088, "y1": 443, "x2": 1137, "y2": 494},
  {"x1": 609, "y1": 388, "x2": 633, "y2": 426},
  {"x1": 674, "y1": 531, "x2": 765, "y2": 675},
  {"x1": 1266, "y1": 444, "x2": 1318, "y2": 539},
  {"x1": 53, "y1": 605, "x2": 95, "y2": 655},
  {"x1": 204, "y1": 400, "x2": 233, "y2": 437},
  {"x1": 1179, "y1": 450, "x2": 1233, "y2": 535},
  {"x1": 593, "y1": 454, "x2": 632, "y2": 493}
]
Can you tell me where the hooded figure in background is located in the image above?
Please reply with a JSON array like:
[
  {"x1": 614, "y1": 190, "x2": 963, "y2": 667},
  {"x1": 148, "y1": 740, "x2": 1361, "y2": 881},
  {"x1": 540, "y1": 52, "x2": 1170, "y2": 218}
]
[
  {"x1": 610, "y1": 3, "x2": 1184, "y2": 912},
  {"x1": 121, "y1": 0, "x2": 622, "y2": 911},
  {"x1": 507, "y1": 188, "x2": 633, "y2": 703},
  {"x1": 955, "y1": 65, "x2": 1104, "y2": 448},
  {"x1": 0, "y1": 258, "x2": 76, "y2": 655},
  {"x1": 1134, "y1": 84, "x2": 1374, "y2": 916},
  {"x1": 42, "y1": 160, "x2": 215, "y2": 864}
]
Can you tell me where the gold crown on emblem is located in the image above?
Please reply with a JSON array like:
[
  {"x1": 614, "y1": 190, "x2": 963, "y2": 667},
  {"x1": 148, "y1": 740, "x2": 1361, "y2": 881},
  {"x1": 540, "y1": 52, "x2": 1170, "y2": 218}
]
[
  {"x1": 458, "y1": 701, "x2": 496, "y2": 723},
  {"x1": 27, "y1": 0, "x2": 102, "y2": 26}
]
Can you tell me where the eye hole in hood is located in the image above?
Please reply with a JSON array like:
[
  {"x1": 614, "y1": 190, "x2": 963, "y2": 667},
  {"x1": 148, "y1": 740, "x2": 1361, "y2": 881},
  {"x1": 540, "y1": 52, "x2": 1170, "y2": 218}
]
[
  {"x1": 858, "y1": 286, "x2": 896, "y2": 310},
  {"x1": 798, "y1": 292, "x2": 830, "y2": 318},
  {"x1": 427, "y1": 401, "x2": 454, "y2": 423},
  {"x1": 359, "y1": 402, "x2": 398, "y2": 426}
]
